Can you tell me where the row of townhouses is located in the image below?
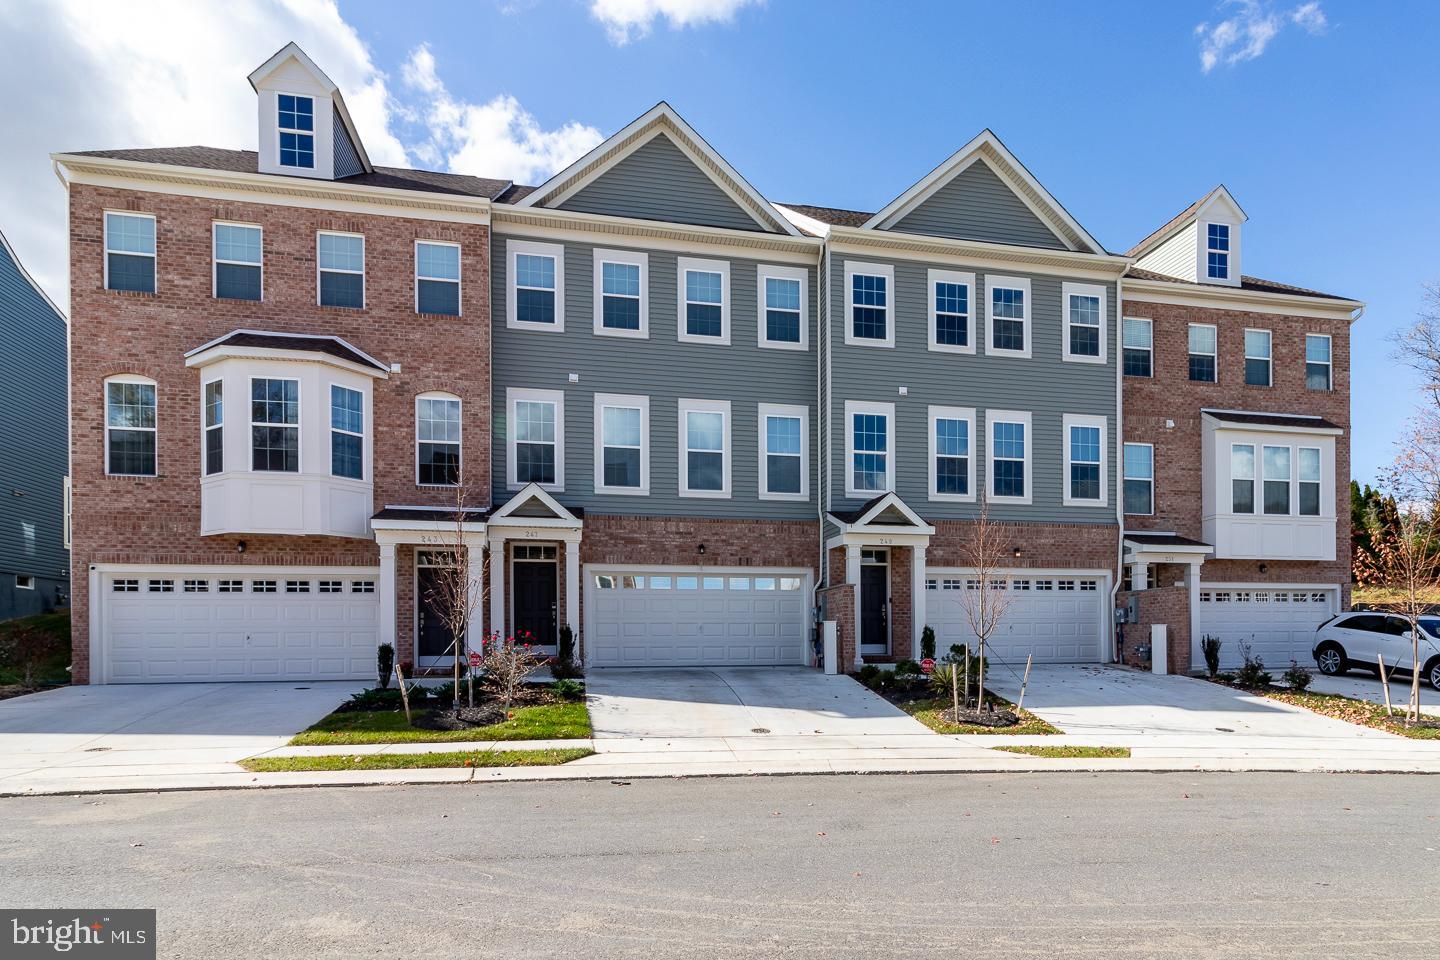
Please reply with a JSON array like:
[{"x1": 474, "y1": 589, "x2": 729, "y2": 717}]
[{"x1": 56, "y1": 43, "x2": 1360, "y2": 685}]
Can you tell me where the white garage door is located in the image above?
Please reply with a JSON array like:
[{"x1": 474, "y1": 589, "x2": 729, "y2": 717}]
[
  {"x1": 1194, "y1": 585, "x2": 1337, "y2": 671},
  {"x1": 926, "y1": 572, "x2": 1106, "y2": 666},
  {"x1": 101, "y1": 570, "x2": 379, "y2": 683},
  {"x1": 587, "y1": 569, "x2": 809, "y2": 667}
]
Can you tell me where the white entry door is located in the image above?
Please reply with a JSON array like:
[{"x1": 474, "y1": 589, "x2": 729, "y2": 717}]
[
  {"x1": 586, "y1": 569, "x2": 810, "y2": 667},
  {"x1": 925, "y1": 571, "x2": 1107, "y2": 666},
  {"x1": 1194, "y1": 584, "x2": 1337, "y2": 671},
  {"x1": 99, "y1": 569, "x2": 380, "y2": 683}
]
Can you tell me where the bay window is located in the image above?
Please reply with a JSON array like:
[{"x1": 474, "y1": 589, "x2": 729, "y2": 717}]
[{"x1": 250, "y1": 378, "x2": 299, "y2": 472}]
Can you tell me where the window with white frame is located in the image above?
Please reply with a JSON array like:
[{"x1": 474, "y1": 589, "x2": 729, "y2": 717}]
[
  {"x1": 677, "y1": 258, "x2": 729, "y2": 343},
  {"x1": 1123, "y1": 318, "x2": 1152, "y2": 377},
  {"x1": 1063, "y1": 414, "x2": 1106, "y2": 505},
  {"x1": 593, "y1": 249, "x2": 647, "y2": 336},
  {"x1": 1262, "y1": 445, "x2": 1290, "y2": 515},
  {"x1": 1189, "y1": 323, "x2": 1218, "y2": 382},
  {"x1": 679, "y1": 399, "x2": 731, "y2": 497},
  {"x1": 844, "y1": 262, "x2": 893, "y2": 347},
  {"x1": 988, "y1": 411, "x2": 1031, "y2": 503},
  {"x1": 213, "y1": 223, "x2": 262, "y2": 301},
  {"x1": 1206, "y1": 223, "x2": 1230, "y2": 280},
  {"x1": 507, "y1": 239, "x2": 563, "y2": 330},
  {"x1": 104, "y1": 212, "x2": 155, "y2": 293},
  {"x1": 250, "y1": 378, "x2": 299, "y2": 472},
  {"x1": 105, "y1": 376, "x2": 156, "y2": 476},
  {"x1": 928, "y1": 269, "x2": 974, "y2": 353},
  {"x1": 1062, "y1": 282, "x2": 1106, "y2": 362},
  {"x1": 594, "y1": 393, "x2": 648, "y2": 494},
  {"x1": 845, "y1": 401, "x2": 894, "y2": 496},
  {"x1": 415, "y1": 241, "x2": 461, "y2": 316},
  {"x1": 203, "y1": 380, "x2": 223, "y2": 476},
  {"x1": 987, "y1": 276, "x2": 1030, "y2": 357},
  {"x1": 1306, "y1": 334, "x2": 1332, "y2": 390},
  {"x1": 929, "y1": 406, "x2": 975, "y2": 501},
  {"x1": 1123, "y1": 443, "x2": 1153, "y2": 515},
  {"x1": 416, "y1": 393, "x2": 461, "y2": 486},
  {"x1": 317, "y1": 232, "x2": 364, "y2": 309},
  {"x1": 758, "y1": 265, "x2": 807, "y2": 349},
  {"x1": 330, "y1": 385, "x2": 363, "y2": 480},
  {"x1": 277, "y1": 94, "x2": 315, "y2": 168},
  {"x1": 1245, "y1": 329, "x2": 1272, "y2": 386},
  {"x1": 62, "y1": 477, "x2": 71, "y2": 550},
  {"x1": 759, "y1": 403, "x2": 807, "y2": 500},
  {"x1": 508, "y1": 388, "x2": 563, "y2": 489},
  {"x1": 1231, "y1": 443, "x2": 1256, "y2": 514},
  {"x1": 1299, "y1": 447, "x2": 1322, "y2": 516}
]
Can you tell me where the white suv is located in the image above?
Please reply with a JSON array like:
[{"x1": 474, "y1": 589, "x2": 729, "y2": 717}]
[{"x1": 1312, "y1": 612, "x2": 1440, "y2": 691}]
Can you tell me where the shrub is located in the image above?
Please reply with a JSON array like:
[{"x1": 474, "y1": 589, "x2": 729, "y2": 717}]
[
  {"x1": 894, "y1": 659, "x2": 921, "y2": 676},
  {"x1": 377, "y1": 643, "x2": 395, "y2": 689},
  {"x1": 0, "y1": 622, "x2": 65, "y2": 688},
  {"x1": 944, "y1": 644, "x2": 986, "y2": 686},
  {"x1": 552, "y1": 678, "x2": 585, "y2": 702},
  {"x1": 929, "y1": 663, "x2": 957, "y2": 697},
  {"x1": 399, "y1": 659, "x2": 414, "y2": 679},
  {"x1": 1233, "y1": 642, "x2": 1273, "y2": 689},
  {"x1": 1283, "y1": 660, "x2": 1313, "y2": 692},
  {"x1": 345, "y1": 687, "x2": 403, "y2": 711},
  {"x1": 1199, "y1": 635, "x2": 1222, "y2": 678},
  {"x1": 920, "y1": 626, "x2": 936, "y2": 662},
  {"x1": 557, "y1": 624, "x2": 576, "y2": 667},
  {"x1": 430, "y1": 681, "x2": 457, "y2": 704},
  {"x1": 856, "y1": 664, "x2": 881, "y2": 684}
]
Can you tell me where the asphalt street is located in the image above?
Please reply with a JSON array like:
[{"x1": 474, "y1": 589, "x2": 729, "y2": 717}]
[{"x1": 2, "y1": 773, "x2": 1438, "y2": 958}]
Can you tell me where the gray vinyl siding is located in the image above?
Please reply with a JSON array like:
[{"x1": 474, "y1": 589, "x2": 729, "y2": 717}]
[
  {"x1": 332, "y1": 105, "x2": 364, "y2": 179},
  {"x1": 886, "y1": 161, "x2": 1067, "y2": 250},
  {"x1": 555, "y1": 134, "x2": 768, "y2": 233},
  {"x1": 491, "y1": 233, "x2": 818, "y2": 519},
  {"x1": 0, "y1": 238, "x2": 69, "y2": 610},
  {"x1": 827, "y1": 255, "x2": 1117, "y2": 525}
]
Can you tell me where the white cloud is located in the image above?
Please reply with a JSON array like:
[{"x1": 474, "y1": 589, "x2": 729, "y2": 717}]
[
  {"x1": 589, "y1": 0, "x2": 761, "y2": 45},
  {"x1": 1194, "y1": 1, "x2": 1327, "y2": 73}
]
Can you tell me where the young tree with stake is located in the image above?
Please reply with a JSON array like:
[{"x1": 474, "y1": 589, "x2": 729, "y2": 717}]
[
  {"x1": 423, "y1": 479, "x2": 488, "y2": 716},
  {"x1": 956, "y1": 506, "x2": 1016, "y2": 715}
]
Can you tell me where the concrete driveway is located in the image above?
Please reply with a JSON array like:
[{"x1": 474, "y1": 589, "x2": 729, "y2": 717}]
[
  {"x1": 1308, "y1": 671, "x2": 1440, "y2": 717},
  {"x1": 0, "y1": 681, "x2": 364, "y2": 792}
]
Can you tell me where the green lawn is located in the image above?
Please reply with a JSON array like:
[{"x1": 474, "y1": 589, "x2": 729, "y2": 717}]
[
  {"x1": 0, "y1": 612, "x2": 71, "y2": 688},
  {"x1": 1262, "y1": 689, "x2": 1440, "y2": 740},
  {"x1": 241, "y1": 747, "x2": 593, "y2": 772},
  {"x1": 900, "y1": 692, "x2": 1061, "y2": 735},
  {"x1": 992, "y1": 744, "x2": 1131, "y2": 758},
  {"x1": 289, "y1": 700, "x2": 592, "y2": 746}
]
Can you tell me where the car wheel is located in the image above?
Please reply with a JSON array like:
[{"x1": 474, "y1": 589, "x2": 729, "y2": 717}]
[
  {"x1": 1428, "y1": 658, "x2": 1440, "y2": 693},
  {"x1": 1315, "y1": 643, "x2": 1346, "y2": 676}
]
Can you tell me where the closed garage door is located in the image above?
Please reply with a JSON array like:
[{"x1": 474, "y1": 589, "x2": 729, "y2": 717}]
[
  {"x1": 1194, "y1": 585, "x2": 1337, "y2": 671},
  {"x1": 926, "y1": 572, "x2": 1107, "y2": 666},
  {"x1": 586, "y1": 569, "x2": 809, "y2": 667},
  {"x1": 100, "y1": 570, "x2": 379, "y2": 683}
]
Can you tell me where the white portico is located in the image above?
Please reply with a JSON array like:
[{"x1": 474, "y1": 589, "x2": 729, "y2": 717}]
[
  {"x1": 826, "y1": 493, "x2": 935, "y2": 668},
  {"x1": 486, "y1": 484, "x2": 583, "y2": 654}
]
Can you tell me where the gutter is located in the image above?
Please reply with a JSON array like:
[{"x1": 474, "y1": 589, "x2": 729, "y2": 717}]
[{"x1": 1112, "y1": 274, "x2": 1125, "y2": 664}]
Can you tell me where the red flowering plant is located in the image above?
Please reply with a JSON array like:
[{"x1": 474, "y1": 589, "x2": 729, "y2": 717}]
[{"x1": 479, "y1": 630, "x2": 542, "y2": 714}]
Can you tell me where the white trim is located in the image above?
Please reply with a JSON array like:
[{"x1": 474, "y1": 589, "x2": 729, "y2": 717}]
[
  {"x1": 984, "y1": 275, "x2": 1031, "y2": 359},
  {"x1": 62, "y1": 477, "x2": 71, "y2": 551},
  {"x1": 328, "y1": 382, "x2": 365, "y2": 482},
  {"x1": 1062, "y1": 413, "x2": 1108, "y2": 507},
  {"x1": 593, "y1": 393, "x2": 650, "y2": 495},
  {"x1": 756, "y1": 264, "x2": 809, "y2": 351},
  {"x1": 248, "y1": 375, "x2": 301, "y2": 474},
  {"x1": 507, "y1": 387, "x2": 565, "y2": 492},
  {"x1": 1121, "y1": 316, "x2": 1153, "y2": 378},
  {"x1": 757, "y1": 402, "x2": 809, "y2": 502},
  {"x1": 676, "y1": 256, "x2": 731, "y2": 345},
  {"x1": 274, "y1": 90, "x2": 317, "y2": 172},
  {"x1": 103, "y1": 374, "x2": 157, "y2": 477},
  {"x1": 102, "y1": 210, "x2": 156, "y2": 293},
  {"x1": 489, "y1": 483, "x2": 583, "y2": 526},
  {"x1": 1202, "y1": 220, "x2": 1236, "y2": 284},
  {"x1": 843, "y1": 261, "x2": 895, "y2": 348},
  {"x1": 1122, "y1": 442, "x2": 1155, "y2": 517},
  {"x1": 592, "y1": 248, "x2": 649, "y2": 339},
  {"x1": 678, "y1": 398, "x2": 732, "y2": 498},
  {"x1": 1244, "y1": 327, "x2": 1273, "y2": 387},
  {"x1": 1298, "y1": 444, "x2": 1323, "y2": 517},
  {"x1": 201, "y1": 377, "x2": 224, "y2": 477},
  {"x1": 211, "y1": 221, "x2": 263, "y2": 301},
  {"x1": 1201, "y1": 409, "x2": 1345, "y2": 437},
  {"x1": 1188, "y1": 322, "x2": 1219, "y2": 382},
  {"x1": 927, "y1": 405, "x2": 976, "y2": 503},
  {"x1": 986, "y1": 409, "x2": 1032, "y2": 506},
  {"x1": 844, "y1": 400, "x2": 895, "y2": 498},
  {"x1": 506, "y1": 238, "x2": 565, "y2": 332},
  {"x1": 1305, "y1": 333, "x2": 1333, "y2": 391},
  {"x1": 184, "y1": 328, "x2": 388, "y2": 377},
  {"x1": 316, "y1": 230, "x2": 364, "y2": 309},
  {"x1": 1061, "y1": 281, "x2": 1108, "y2": 364},
  {"x1": 859, "y1": 545, "x2": 892, "y2": 655},
  {"x1": 414, "y1": 239, "x2": 462, "y2": 317},
  {"x1": 927, "y1": 269, "x2": 976, "y2": 355},
  {"x1": 493, "y1": 214, "x2": 818, "y2": 263},
  {"x1": 1122, "y1": 278, "x2": 1361, "y2": 321},
  {"x1": 14, "y1": 575, "x2": 34, "y2": 591},
  {"x1": 415, "y1": 391, "x2": 462, "y2": 487},
  {"x1": 1230, "y1": 441, "x2": 1256, "y2": 514}
]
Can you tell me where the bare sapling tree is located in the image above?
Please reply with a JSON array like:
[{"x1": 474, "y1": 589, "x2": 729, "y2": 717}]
[
  {"x1": 1376, "y1": 431, "x2": 1440, "y2": 725},
  {"x1": 424, "y1": 478, "x2": 488, "y2": 716},
  {"x1": 481, "y1": 631, "x2": 543, "y2": 716},
  {"x1": 957, "y1": 505, "x2": 1016, "y2": 714}
]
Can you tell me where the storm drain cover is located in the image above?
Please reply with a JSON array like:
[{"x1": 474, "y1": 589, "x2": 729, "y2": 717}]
[
  {"x1": 84, "y1": 747, "x2": 111, "y2": 752},
  {"x1": 751, "y1": 728, "x2": 770, "y2": 734}
]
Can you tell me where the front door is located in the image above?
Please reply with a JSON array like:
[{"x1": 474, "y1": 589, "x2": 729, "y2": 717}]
[
  {"x1": 416, "y1": 564, "x2": 459, "y2": 663},
  {"x1": 513, "y1": 560, "x2": 558, "y2": 646},
  {"x1": 860, "y1": 561, "x2": 889, "y2": 651}
]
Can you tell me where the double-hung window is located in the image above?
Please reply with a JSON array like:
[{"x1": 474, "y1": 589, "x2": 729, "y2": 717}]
[
  {"x1": 416, "y1": 394, "x2": 461, "y2": 486},
  {"x1": 594, "y1": 394, "x2": 648, "y2": 494},
  {"x1": 1188, "y1": 323, "x2": 1217, "y2": 382},
  {"x1": 1122, "y1": 318, "x2": 1152, "y2": 377},
  {"x1": 415, "y1": 241, "x2": 461, "y2": 316},
  {"x1": 251, "y1": 378, "x2": 299, "y2": 472},
  {"x1": 317, "y1": 232, "x2": 364, "y2": 308},
  {"x1": 330, "y1": 385, "x2": 364, "y2": 480},
  {"x1": 1206, "y1": 223, "x2": 1230, "y2": 280},
  {"x1": 203, "y1": 380, "x2": 223, "y2": 476},
  {"x1": 1063, "y1": 415, "x2": 1106, "y2": 505},
  {"x1": 104, "y1": 212, "x2": 156, "y2": 293},
  {"x1": 1062, "y1": 282, "x2": 1106, "y2": 362},
  {"x1": 1244, "y1": 329, "x2": 1272, "y2": 386},
  {"x1": 987, "y1": 277, "x2": 1031, "y2": 357},
  {"x1": 1231, "y1": 443, "x2": 1256, "y2": 514},
  {"x1": 929, "y1": 406, "x2": 975, "y2": 501},
  {"x1": 1299, "y1": 447, "x2": 1322, "y2": 516},
  {"x1": 508, "y1": 240, "x2": 563, "y2": 330},
  {"x1": 1306, "y1": 334, "x2": 1332, "y2": 390},
  {"x1": 989, "y1": 411, "x2": 1031, "y2": 503},
  {"x1": 679, "y1": 399, "x2": 731, "y2": 497},
  {"x1": 758, "y1": 403, "x2": 807, "y2": 500},
  {"x1": 844, "y1": 262, "x2": 893, "y2": 347},
  {"x1": 1123, "y1": 443, "x2": 1154, "y2": 515},
  {"x1": 845, "y1": 401, "x2": 894, "y2": 497},
  {"x1": 277, "y1": 94, "x2": 315, "y2": 169},
  {"x1": 928, "y1": 270, "x2": 974, "y2": 354},
  {"x1": 1262, "y1": 445, "x2": 1291, "y2": 515},
  {"x1": 593, "y1": 249, "x2": 647, "y2": 337},
  {"x1": 105, "y1": 376, "x2": 156, "y2": 477},
  {"x1": 508, "y1": 389, "x2": 563, "y2": 490},
  {"x1": 213, "y1": 223, "x2": 262, "y2": 301},
  {"x1": 678, "y1": 258, "x2": 729, "y2": 343},
  {"x1": 758, "y1": 265, "x2": 807, "y2": 349}
]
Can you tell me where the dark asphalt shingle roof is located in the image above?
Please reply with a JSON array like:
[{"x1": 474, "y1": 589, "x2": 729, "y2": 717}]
[
  {"x1": 1124, "y1": 197, "x2": 1206, "y2": 259},
  {"x1": 372, "y1": 506, "x2": 493, "y2": 523},
  {"x1": 1125, "y1": 266, "x2": 1351, "y2": 302},
  {"x1": 777, "y1": 203, "x2": 873, "y2": 230},
  {"x1": 193, "y1": 330, "x2": 386, "y2": 371},
  {"x1": 1123, "y1": 532, "x2": 1212, "y2": 548},
  {"x1": 1201, "y1": 409, "x2": 1343, "y2": 431}
]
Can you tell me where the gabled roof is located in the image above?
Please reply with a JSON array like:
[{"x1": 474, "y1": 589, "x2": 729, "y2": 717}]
[
  {"x1": 513, "y1": 102, "x2": 801, "y2": 237},
  {"x1": 828, "y1": 492, "x2": 935, "y2": 534},
  {"x1": 1126, "y1": 184, "x2": 1247, "y2": 259},
  {"x1": 490, "y1": 484, "x2": 584, "y2": 525},
  {"x1": 1201, "y1": 409, "x2": 1343, "y2": 433},
  {"x1": 247, "y1": 41, "x2": 373, "y2": 175},
  {"x1": 861, "y1": 130, "x2": 1106, "y2": 255},
  {"x1": 183, "y1": 329, "x2": 388, "y2": 375}
]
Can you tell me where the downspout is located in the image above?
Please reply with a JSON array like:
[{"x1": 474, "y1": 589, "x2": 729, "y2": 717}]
[
  {"x1": 813, "y1": 239, "x2": 830, "y2": 649},
  {"x1": 1111, "y1": 273, "x2": 1126, "y2": 664}
]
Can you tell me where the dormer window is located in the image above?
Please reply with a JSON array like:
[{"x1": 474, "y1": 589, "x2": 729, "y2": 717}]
[
  {"x1": 1206, "y1": 223, "x2": 1230, "y2": 280},
  {"x1": 278, "y1": 94, "x2": 315, "y2": 169}
]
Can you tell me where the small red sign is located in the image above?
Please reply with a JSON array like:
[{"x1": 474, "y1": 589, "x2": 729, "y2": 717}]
[
  {"x1": 921, "y1": 658, "x2": 936, "y2": 675},
  {"x1": 468, "y1": 650, "x2": 482, "y2": 667}
]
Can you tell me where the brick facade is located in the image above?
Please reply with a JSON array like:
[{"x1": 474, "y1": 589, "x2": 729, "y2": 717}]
[{"x1": 1118, "y1": 577, "x2": 1191, "y2": 671}]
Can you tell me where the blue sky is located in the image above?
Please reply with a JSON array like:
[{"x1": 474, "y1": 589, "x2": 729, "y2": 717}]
[{"x1": 4, "y1": 0, "x2": 1435, "y2": 485}]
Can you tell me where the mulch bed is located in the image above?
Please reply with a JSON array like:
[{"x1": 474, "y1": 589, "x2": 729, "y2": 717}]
[
  {"x1": 935, "y1": 705, "x2": 1022, "y2": 728},
  {"x1": 867, "y1": 677, "x2": 1025, "y2": 729},
  {"x1": 413, "y1": 705, "x2": 508, "y2": 731}
]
